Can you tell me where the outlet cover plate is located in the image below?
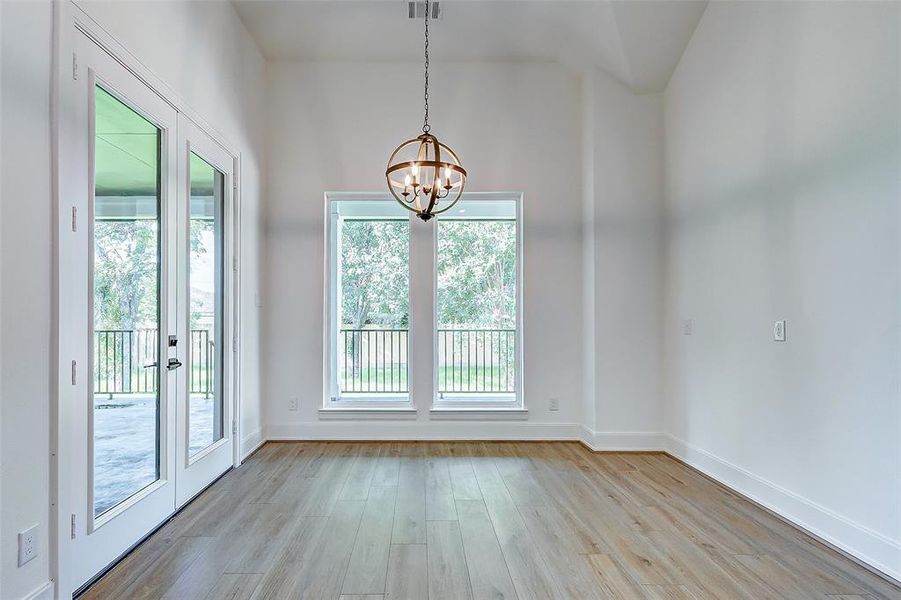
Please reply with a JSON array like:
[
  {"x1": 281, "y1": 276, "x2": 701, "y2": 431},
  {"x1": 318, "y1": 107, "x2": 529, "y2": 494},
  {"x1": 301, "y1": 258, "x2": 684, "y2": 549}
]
[
  {"x1": 18, "y1": 524, "x2": 38, "y2": 566},
  {"x1": 773, "y1": 320, "x2": 786, "y2": 342}
]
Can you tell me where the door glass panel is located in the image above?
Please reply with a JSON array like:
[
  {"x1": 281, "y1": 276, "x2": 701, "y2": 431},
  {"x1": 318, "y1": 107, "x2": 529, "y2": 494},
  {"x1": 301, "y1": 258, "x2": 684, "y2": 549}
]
[
  {"x1": 188, "y1": 153, "x2": 225, "y2": 456},
  {"x1": 93, "y1": 86, "x2": 161, "y2": 516},
  {"x1": 436, "y1": 200, "x2": 518, "y2": 400}
]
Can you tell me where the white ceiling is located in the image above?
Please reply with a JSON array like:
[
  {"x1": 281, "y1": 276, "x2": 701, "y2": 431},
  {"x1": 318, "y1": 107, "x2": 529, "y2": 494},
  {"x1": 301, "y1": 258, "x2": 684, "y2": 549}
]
[{"x1": 232, "y1": 0, "x2": 708, "y2": 93}]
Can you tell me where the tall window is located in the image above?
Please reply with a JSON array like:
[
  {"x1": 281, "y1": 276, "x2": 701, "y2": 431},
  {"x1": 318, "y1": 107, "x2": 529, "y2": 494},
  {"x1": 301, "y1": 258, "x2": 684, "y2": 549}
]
[
  {"x1": 327, "y1": 199, "x2": 410, "y2": 405},
  {"x1": 436, "y1": 198, "x2": 520, "y2": 406}
]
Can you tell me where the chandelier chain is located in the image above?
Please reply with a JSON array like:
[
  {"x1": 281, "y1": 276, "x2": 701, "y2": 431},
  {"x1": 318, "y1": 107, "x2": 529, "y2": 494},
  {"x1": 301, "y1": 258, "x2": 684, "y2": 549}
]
[{"x1": 422, "y1": 0, "x2": 430, "y2": 133}]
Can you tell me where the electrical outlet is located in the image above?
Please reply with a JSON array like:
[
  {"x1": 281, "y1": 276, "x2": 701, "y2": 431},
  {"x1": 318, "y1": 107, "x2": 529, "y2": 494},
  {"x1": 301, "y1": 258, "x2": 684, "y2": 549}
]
[
  {"x1": 18, "y1": 524, "x2": 38, "y2": 566},
  {"x1": 288, "y1": 397, "x2": 298, "y2": 411},
  {"x1": 682, "y1": 319, "x2": 693, "y2": 336},
  {"x1": 549, "y1": 398, "x2": 560, "y2": 411},
  {"x1": 773, "y1": 320, "x2": 786, "y2": 342}
]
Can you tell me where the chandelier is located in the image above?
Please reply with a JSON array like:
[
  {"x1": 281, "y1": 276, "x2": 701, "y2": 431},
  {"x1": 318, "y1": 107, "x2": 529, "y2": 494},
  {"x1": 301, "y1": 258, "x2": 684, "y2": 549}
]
[{"x1": 385, "y1": 0, "x2": 466, "y2": 221}]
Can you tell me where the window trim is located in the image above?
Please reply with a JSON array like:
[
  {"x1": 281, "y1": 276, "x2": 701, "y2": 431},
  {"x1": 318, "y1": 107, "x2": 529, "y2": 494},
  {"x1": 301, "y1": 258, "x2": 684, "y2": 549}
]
[
  {"x1": 324, "y1": 193, "x2": 414, "y2": 409},
  {"x1": 431, "y1": 192, "x2": 525, "y2": 411}
]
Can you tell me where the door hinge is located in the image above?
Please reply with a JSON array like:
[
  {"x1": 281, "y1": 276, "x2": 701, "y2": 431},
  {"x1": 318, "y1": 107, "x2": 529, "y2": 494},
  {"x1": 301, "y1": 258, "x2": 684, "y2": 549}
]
[
  {"x1": 70, "y1": 514, "x2": 77, "y2": 539},
  {"x1": 71, "y1": 206, "x2": 77, "y2": 232},
  {"x1": 232, "y1": 257, "x2": 238, "y2": 272},
  {"x1": 232, "y1": 421, "x2": 237, "y2": 436},
  {"x1": 232, "y1": 337, "x2": 238, "y2": 352},
  {"x1": 72, "y1": 53, "x2": 78, "y2": 80},
  {"x1": 232, "y1": 173, "x2": 238, "y2": 192},
  {"x1": 71, "y1": 360, "x2": 77, "y2": 385}
]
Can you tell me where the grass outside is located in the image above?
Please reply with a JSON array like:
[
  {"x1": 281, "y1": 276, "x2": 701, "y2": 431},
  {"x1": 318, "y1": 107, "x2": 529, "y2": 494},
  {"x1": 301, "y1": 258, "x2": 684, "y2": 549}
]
[{"x1": 341, "y1": 365, "x2": 514, "y2": 393}]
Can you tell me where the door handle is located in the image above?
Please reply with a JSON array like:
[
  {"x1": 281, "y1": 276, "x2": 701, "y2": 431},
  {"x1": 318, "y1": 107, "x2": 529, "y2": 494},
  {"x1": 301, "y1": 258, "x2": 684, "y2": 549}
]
[
  {"x1": 166, "y1": 358, "x2": 183, "y2": 371},
  {"x1": 143, "y1": 362, "x2": 159, "y2": 369}
]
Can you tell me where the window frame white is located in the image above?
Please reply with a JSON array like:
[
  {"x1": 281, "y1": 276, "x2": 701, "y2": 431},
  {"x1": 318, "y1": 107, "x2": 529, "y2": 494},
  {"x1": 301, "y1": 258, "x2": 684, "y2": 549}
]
[
  {"x1": 323, "y1": 193, "x2": 415, "y2": 411},
  {"x1": 430, "y1": 192, "x2": 525, "y2": 412}
]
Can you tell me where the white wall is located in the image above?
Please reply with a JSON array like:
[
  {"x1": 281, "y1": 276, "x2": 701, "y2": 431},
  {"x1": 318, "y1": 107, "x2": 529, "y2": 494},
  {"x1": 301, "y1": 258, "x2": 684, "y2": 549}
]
[
  {"x1": 663, "y1": 0, "x2": 901, "y2": 579},
  {"x1": 1, "y1": 3, "x2": 53, "y2": 598},
  {"x1": 0, "y1": 1, "x2": 266, "y2": 597},
  {"x1": 585, "y1": 70, "x2": 664, "y2": 448},
  {"x1": 263, "y1": 61, "x2": 588, "y2": 437}
]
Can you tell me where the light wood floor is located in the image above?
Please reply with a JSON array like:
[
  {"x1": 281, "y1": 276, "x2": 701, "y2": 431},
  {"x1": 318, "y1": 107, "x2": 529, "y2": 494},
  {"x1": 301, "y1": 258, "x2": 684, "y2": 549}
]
[{"x1": 82, "y1": 442, "x2": 900, "y2": 600}]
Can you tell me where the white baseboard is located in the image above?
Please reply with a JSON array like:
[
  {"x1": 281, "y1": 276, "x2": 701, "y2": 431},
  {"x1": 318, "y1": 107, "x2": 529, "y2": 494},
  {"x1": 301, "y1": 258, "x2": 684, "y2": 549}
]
[
  {"x1": 241, "y1": 428, "x2": 265, "y2": 460},
  {"x1": 263, "y1": 421, "x2": 669, "y2": 450},
  {"x1": 579, "y1": 426, "x2": 665, "y2": 451},
  {"x1": 665, "y1": 434, "x2": 901, "y2": 583},
  {"x1": 23, "y1": 581, "x2": 54, "y2": 600},
  {"x1": 265, "y1": 421, "x2": 584, "y2": 441}
]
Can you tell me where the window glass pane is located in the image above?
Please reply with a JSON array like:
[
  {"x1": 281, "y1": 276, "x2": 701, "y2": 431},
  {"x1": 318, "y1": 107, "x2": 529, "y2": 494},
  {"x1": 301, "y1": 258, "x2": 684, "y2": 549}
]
[
  {"x1": 437, "y1": 200, "x2": 517, "y2": 399},
  {"x1": 189, "y1": 153, "x2": 225, "y2": 456},
  {"x1": 332, "y1": 201, "x2": 409, "y2": 397},
  {"x1": 93, "y1": 85, "x2": 161, "y2": 516}
]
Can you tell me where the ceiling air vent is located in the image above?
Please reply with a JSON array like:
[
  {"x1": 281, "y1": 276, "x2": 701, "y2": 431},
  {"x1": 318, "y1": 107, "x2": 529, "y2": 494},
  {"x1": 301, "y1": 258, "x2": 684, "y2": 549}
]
[{"x1": 408, "y1": 1, "x2": 441, "y2": 20}]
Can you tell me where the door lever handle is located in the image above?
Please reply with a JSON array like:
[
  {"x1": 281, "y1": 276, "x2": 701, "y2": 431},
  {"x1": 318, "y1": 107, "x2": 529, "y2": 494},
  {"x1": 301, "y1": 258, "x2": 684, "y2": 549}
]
[
  {"x1": 143, "y1": 362, "x2": 159, "y2": 369},
  {"x1": 166, "y1": 358, "x2": 183, "y2": 371}
]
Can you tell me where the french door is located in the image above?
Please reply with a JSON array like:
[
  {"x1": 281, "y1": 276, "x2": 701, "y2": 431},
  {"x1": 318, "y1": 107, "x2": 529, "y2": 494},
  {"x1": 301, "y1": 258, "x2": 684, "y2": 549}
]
[
  {"x1": 174, "y1": 117, "x2": 236, "y2": 507},
  {"x1": 62, "y1": 31, "x2": 236, "y2": 592}
]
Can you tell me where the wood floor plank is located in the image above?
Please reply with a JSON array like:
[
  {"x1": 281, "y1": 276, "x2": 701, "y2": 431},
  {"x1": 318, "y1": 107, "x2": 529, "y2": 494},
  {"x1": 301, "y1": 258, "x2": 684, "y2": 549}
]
[
  {"x1": 341, "y1": 485, "x2": 397, "y2": 596},
  {"x1": 202, "y1": 573, "x2": 262, "y2": 600},
  {"x1": 471, "y1": 448, "x2": 561, "y2": 599},
  {"x1": 644, "y1": 530, "x2": 780, "y2": 600},
  {"x1": 160, "y1": 502, "x2": 297, "y2": 600},
  {"x1": 340, "y1": 445, "x2": 379, "y2": 500},
  {"x1": 426, "y1": 453, "x2": 458, "y2": 520},
  {"x1": 250, "y1": 517, "x2": 330, "y2": 600},
  {"x1": 118, "y1": 536, "x2": 215, "y2": 600},
  {"x1": 643, "y1": 584, "x2": 702, "y2": 600},
  {"x1": 455, "y1": 499, "x2": 518, "y2": 600},
  {"x1": 80, "y1": 442, "x2": 901, "y2": 600},
  {"x1": 427, "y1": 520, "x2": 474, "y2": 600},
  {"x1": 371, "y1": 443, "x2": 400, "y2": 487},
  {"x1": 449, "y1": 455, "x2": 482, "y2": 501},
  {"x1": 392, "y1": 449, "x2": 427, "y2": 544},
  {"x1": 734, "y1": 553, "x2": 833, "y2": 600},
  {"x1": 385, "y1": 544, "x2": 429, "y2": 600},
  {"x1": 585, "y1": 553, "x2": 647, "y2": 599},
  {"x1": 519, "y1": 504, "x2": 612, "y2": 599},
  {"x1": 291, "y1": 499, "x2": 366, "y2": 598}
]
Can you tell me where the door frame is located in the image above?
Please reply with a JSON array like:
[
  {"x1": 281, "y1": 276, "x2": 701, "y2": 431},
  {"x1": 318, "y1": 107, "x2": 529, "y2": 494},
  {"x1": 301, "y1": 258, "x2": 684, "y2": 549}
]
[{"x1": 52, "y1": 2, "x2": 243, "y2": 596}]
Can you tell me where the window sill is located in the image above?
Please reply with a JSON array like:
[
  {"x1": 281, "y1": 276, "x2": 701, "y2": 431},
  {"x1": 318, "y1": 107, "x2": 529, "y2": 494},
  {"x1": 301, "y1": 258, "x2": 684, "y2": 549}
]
[
  {"x1": 318, "y1": 407, "x2": 417, "y2": 420},
  {"x1": 429, "y1": 407, "x2": 528, "y2": 421}
]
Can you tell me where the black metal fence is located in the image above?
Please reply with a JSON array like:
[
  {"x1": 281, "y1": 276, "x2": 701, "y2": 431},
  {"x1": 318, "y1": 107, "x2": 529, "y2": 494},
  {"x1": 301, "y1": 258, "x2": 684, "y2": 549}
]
[
  {"x1": 94, "y1": 329, "x2": 213, "y2": 397},
  {"x1": 340, "y1": 329, "x2": 409, "y2": 393},
  {"x1": 337, "y1": 328, "x2": 516, "y2": 395},
  {"x1": 438, "y1": 329, "x2": 516, "y2": 394}
]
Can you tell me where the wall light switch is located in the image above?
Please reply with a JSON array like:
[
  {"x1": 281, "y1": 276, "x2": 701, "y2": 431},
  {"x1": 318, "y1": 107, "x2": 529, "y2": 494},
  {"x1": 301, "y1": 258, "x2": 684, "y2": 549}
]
[
  {"x1": 18, "y1": 524, "x2": 38, "y2": 566},
  {"x1": 773, "y1": 320, "x2": 786, "y2": 342},
  {"x1": 682, "y1": 319, "x2": 693, "y2": 336},
  {"x1": 549, "y1": 398, "x2": 560, "y2": 411}
]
